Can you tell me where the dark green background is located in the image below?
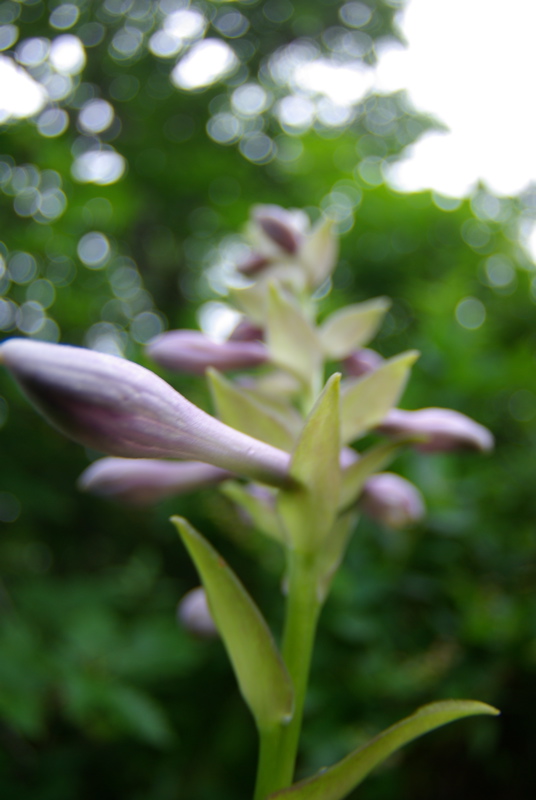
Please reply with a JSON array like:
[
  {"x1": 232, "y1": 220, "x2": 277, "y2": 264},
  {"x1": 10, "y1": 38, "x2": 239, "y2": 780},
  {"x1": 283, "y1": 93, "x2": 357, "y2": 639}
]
[{"x1": 1, "y1": 1, "x2": 535, "y2": 798}]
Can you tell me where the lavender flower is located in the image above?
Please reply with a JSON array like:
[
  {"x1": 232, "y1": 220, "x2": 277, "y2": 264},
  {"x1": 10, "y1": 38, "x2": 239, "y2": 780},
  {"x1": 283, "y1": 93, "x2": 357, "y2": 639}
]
[
  {"x1": 0, "y1": 338, "x2": 291, "y2": 486},
  {"x1": 79, "y1": 458, "x2": 230, "y2": 505},
  {"x1": 146, "y1": 330, "x2": 267, "y2": 375},
  {"x1": 361, "y1": 473, "x2": 425, "y2": 529},
  {"x1": 379, "y1": 407, "x2": 494, "y2": 452}
]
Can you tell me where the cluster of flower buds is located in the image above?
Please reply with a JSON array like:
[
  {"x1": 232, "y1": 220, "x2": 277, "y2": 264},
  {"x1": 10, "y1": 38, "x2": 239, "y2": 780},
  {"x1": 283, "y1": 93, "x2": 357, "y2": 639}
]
[{"x1": 0, "y1": 204, "x2": 493, "y2": 541}]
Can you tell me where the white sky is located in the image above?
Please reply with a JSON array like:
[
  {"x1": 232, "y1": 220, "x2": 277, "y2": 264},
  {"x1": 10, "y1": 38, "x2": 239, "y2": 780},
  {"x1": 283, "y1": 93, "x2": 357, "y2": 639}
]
[{"x1": 378, "y1": 0, "x2": 536, "y2": 198}]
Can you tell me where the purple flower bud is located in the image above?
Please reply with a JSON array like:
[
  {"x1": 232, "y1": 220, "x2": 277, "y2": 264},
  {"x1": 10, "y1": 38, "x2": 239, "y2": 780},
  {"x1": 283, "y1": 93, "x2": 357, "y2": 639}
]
[
  {"x1": 79, "y1": 458, "x2": 230, "y2": 506},
  {"x1": 378, "y1": 408, "x2": 494, "y2": 453},
  {"x1": 0, "y1": 339, "x2": 291, "y2": 486},
  {"x1": 146, "y1": 330, "x2": 267, "y2": 375},
  {"x1": 361, "y1": 473, "x2": 425, "y2": 529},
  {"x1": 343, "y1": 348, "x2": 384, "y2": 377},
  {"x1": 252, "y1": 205, "x2": 306, "y2": 254},
  {"x1": 228, "y1": 318, "x2": 264, "y2": 342},
  {"x1": 177, "y1": 587, "x2": 218, "y2": 638},
  {"x1": 236, "y1": 251, "x2": 271, "y2": 276}
]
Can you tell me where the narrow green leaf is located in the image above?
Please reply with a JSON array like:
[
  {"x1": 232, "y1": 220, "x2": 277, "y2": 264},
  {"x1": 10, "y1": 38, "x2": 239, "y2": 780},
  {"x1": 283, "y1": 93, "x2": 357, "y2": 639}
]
[
  {"x1": 341, "y1": 351, "x2": 419, "y2": 445},
  {"x1": 300, "y1": 217, "x2": 339, "y2": 288},
  {"x1": 340, "y1": 439, "x2": 414, "y2": 511},
  {"x1": 278, "y1": 374, "x2": 341, "y2": 552},
  {"x1": 266, "y1": 283, "x2": 322, "y2": 384},
  {"x1": 319, "y1": 298, "x2": 391, "y2": 359},
  {"x1": 269, "y1": 700, "x2": 499, "y2": 800},
  {"x1": 172, "y1": 517, "x2": 294, "y2": 729},
  {"x1": 207, "y1": 368, "x2": 297, "y2": 452},
  {"x1": 220, "y1": 480, "x2": 285, "y2": 543}
]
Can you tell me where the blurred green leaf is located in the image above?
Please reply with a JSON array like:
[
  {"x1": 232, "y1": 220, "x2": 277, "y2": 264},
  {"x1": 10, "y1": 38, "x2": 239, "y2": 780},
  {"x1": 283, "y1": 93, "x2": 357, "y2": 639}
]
[
  {"x1": 269, "y1": 701, "x2": 499, "y2": 799},
  {"x1": 172, "y1": 516, "x2": 294, "y2": 730}
]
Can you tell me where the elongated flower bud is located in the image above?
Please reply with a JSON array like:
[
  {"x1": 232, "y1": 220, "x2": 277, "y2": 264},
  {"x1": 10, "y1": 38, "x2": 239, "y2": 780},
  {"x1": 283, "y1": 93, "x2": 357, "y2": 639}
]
[
  {"x1": 177, "y1": 587, "x2": 218, "y2": 638},
  {"x1": 361, "y1": 473, "x2": 425, "y2": 529},
  {"x1": 79, "y1": 458, "x2": 230, "y2": 506},
  {"x1": 0, "y1": 339, "x2": 291, "y2": 486},
  {"x1": 379, "y1": 407, "x2": 494, "y2": 452},
  {"x1": 146, "y1": 330, "x2": 267, "y2": 375}
]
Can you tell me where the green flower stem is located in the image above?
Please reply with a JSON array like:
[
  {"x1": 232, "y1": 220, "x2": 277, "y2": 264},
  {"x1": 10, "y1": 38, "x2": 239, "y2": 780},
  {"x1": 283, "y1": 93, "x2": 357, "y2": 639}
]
[
  {"x1": 258, "y1": 549, "x2": 322, "y2": 797},
  {"x1": 254, "y1": 724, "x2": 287, "y2": 800}
]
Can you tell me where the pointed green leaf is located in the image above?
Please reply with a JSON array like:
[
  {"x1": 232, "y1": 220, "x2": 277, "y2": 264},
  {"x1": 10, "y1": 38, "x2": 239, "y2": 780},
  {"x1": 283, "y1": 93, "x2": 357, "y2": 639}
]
[
  {"x1": 266, "y1": 283, "x2": 322, "y2": 384},
  {"x1": 300, "y1": 217, "x2": 339, "y2": 288},
  {"x1": 341, "y1": 351, "x2": 419, "y2": 445},
  {"x1": 278, "y1": 375, "x2": 341, "y2": 552},
  {"x1": 207, "y1": 368, "x2": 297, "y2": 452},
  {"x1": 319, "y1": 298, "x2": 391, "y2": 359},
  {"x1": 172, "y1": 517, "x2": 294, "y2": 729},
  {"x1": 220, "y1": 480, "x2": 285, "y2": 543},
  {"x1": 269, "y1": 700, "x2": 499, "y2": 800},
  {"x1": 340, "y1": 439, "x2": 414, "y2": 511}
]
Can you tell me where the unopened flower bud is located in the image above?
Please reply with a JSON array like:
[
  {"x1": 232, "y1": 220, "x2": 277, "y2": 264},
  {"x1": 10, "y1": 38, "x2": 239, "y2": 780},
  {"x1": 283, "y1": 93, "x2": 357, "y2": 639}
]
[
  {"x1": 0, "y1": 339, "x2": 291, "y2": 486},
  {"x1": 361, "y1": 473, "x2": 425, "y2": 529},
  {"x1": 343, "y1": 348, "x2": 384, "y2": 377},
  {"x1": 252, "y1": 205, "x2": 307, "y2": 254},
  {"x1": 379, "y1": 408, "x2": 494, "y2": 453},
  {"x1": 79, "y1": 458, "x2": 230, "y2": 506},
  {"x1": 146, "y1": 330, "x2": 267, "y2": 375},
  {"x1": 177, "y1": 587, "x2": 218, "y2": 638},
  {"x1": 228, "y1": 318, "x2": 264, "y2": 342},
  {"x1": 236, "y1": 251, "x2": 271, "y2": 276}
]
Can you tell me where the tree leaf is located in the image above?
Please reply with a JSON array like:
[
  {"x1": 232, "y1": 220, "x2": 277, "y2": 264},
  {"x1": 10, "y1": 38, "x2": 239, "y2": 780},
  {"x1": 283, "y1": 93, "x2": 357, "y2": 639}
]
[
  {"x1": 207, "y1": 368, "x2": 297, "y2": 451},
  {"x1": 278, "y1": 374, "x2": 341, "y2": 552},
  {"x1": 269, "y1": 700, "x2": 499, "y2": 800},
  {"x1": 319, "y1": 298, "x2": 391, "y2": 359},
  {"x1": 171, "y1": 517, "x2": 294, "y2": 730},
  {"x1": 341, "y1": 351, "x2": 419, "y2": 444}
]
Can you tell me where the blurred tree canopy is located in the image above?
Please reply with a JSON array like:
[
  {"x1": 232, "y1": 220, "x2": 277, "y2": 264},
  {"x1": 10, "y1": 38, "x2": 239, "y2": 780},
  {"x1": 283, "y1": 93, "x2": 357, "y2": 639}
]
[{"x1": 1, "y1": 1, "x2": 536, "y2": 799}]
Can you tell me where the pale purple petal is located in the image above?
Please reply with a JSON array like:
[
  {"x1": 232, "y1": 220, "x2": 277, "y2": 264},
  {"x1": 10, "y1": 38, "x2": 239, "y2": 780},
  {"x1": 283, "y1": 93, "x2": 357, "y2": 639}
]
[
  {"x1": 0, "y1": 339, "x2": 290, "y2": 486},
  {"x1": 379, "y1": 407, "x2": 494, "y2": 452},
  {"x1": 146, "y1": 330, "x2": 267, "y2": 374},
  {"x1": 361, "y1": 472, "x2": 425, "y2": 529},
  {"x1": 79, "y1": 458, "x2": 230, "y2": 506}
]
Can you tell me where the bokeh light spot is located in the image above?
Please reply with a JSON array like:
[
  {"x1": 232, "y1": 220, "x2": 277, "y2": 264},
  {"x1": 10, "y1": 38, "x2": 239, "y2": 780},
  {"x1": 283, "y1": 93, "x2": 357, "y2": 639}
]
[
  {"x1": 207, "y1": 112, "x2": 242, "y2": 145},
  {"x1": 77, "y1": 232, "x2": 111, "y2": 268},
  {"x1": 78, "y1": 99, "x2": 114, "y2": 133},
  {"x1": 49, "y1": 34, "x2": 86, "y2": 75},
  {"x1": 455, "y1": 296, "x2": 486, "y2": 329},
  {"x1": 49, "y1": 4, "x2": 80, "y2": 31},
  {"x1": 9, "y1": 251, "x2": 37, "y2": 284},
  {"x1": 0, "y1": 24, "x2": 18, "y2": 51},
  {"x1": 172, "y1": 39, "x2": 238, "y2": 90},
  {"x1": 37, "y1": 107, "x2": 69, "y2": 137}
]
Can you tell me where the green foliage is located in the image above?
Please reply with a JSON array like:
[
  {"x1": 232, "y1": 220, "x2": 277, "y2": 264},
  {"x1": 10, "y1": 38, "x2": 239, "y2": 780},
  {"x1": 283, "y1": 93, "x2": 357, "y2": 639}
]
[{"x1": 1, "y1": 1, "x2": 535, "y2": 798}]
